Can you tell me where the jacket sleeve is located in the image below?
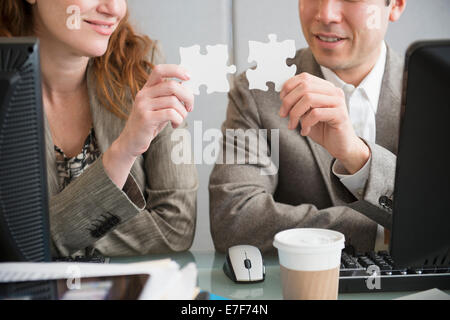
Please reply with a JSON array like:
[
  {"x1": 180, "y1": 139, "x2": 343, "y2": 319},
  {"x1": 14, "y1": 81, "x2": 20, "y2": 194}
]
[
  {"x1": 50, "y1": 128, "x2": 198, "y2": 258},
  {"x1": 345, "y1": 141, "x2": 396, "y2": 230},
  {"x1": 49, "y1": 155, "x2": 146, "y2": 256},
  {"x1": 208, "y1": 73, "x2": 378, "y2": 254}
]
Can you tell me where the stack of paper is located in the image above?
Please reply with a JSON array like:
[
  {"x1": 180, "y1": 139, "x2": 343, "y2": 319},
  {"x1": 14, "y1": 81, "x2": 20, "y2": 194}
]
[{"x1": 0, "y1": 259, "x2": 198, "y2": 300}]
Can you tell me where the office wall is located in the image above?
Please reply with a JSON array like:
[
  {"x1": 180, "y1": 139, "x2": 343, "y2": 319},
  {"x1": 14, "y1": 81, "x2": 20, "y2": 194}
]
[{"x1": 127, "y1": 0, "x2": 450, "y2": 252}]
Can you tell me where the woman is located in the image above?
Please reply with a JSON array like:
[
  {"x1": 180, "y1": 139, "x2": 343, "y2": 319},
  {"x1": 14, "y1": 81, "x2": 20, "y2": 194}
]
[{"x1": 0, "y1": 0, "x2": 198, "y2": 257}]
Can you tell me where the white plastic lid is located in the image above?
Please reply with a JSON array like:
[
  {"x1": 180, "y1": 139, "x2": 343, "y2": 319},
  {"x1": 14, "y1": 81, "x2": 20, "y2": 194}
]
[
  {"x1": 273, "y1": 229, "x2": 345, "y2": 271},
  {"x1": 274, "y1": 228, "x2": 344, "y2": 253}
]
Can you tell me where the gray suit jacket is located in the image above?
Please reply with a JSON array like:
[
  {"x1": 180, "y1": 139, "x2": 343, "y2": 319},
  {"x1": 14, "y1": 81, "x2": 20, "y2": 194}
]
[
  {"x1": 45, "y1": 42, "x2": 198, "y2": 257},
  {"x1": 209, "y1": 47, "x2": 403, "y2": 254}
]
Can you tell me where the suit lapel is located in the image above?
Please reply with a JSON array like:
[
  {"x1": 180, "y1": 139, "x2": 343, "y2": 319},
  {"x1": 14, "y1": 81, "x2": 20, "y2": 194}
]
[
  {"x1": 293, "y1": 49, "x2": 327, "y2": 171},
  {"x1": 375, "y1": 46, "x2": 404, "y2": 154},
  {"x1": 86, "y1": 61, "x2": 146, "y2": 188},
  {"x1": 44, "y1": 113, "x2": 59, "y2": 196},
  {"x1": 85, "y1": 60, "x2": 126, "y2": 154},
  {"x1": 296, "y1": 50, "x2": 334, "y2": 186},
  {"x1": 293, "y1": 49, "x2": 354, "y2": 205}
]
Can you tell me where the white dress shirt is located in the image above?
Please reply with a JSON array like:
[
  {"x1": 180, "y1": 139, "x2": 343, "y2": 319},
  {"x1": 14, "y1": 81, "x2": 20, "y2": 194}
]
[{"x1": 320, "y1": 42, "x2": 388, "y2": 251}]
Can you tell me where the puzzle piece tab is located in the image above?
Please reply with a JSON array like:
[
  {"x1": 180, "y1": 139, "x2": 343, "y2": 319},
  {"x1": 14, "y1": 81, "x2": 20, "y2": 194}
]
[
  {"x1": 246, "y1": 34, "x2": 297, "y2": 92},
  {"x1": 180, "y1": 44, "x2": 236, "y2": 95}
]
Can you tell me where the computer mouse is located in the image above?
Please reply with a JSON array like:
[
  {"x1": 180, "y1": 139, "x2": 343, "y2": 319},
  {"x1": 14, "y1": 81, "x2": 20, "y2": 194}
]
[{"x1": 223, "y1": 245, "x2": 265, "y2": 283}]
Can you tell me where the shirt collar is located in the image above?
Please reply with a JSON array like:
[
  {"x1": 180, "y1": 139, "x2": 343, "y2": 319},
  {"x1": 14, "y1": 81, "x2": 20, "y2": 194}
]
[{"x1": 320, "y1": 41, "x2": 387, "y2": 114}]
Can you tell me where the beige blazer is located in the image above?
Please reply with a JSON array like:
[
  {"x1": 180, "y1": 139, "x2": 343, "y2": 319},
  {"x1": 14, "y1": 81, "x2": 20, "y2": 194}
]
[
  {"x1": 45, "y1": 42, "x2": 198, "y2": 257},
  {"x1": 209, "y1": 46, "x2": 403, "y2": 254}
]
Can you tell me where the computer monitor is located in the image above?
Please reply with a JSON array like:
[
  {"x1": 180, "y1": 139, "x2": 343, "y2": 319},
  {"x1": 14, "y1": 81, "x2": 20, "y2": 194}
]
[
  {"x1": 391, "y1": 40, "x2": 450, "y2": 268},
  {"x1": 0, "y1": 37, "x2": 51, "y2": 262}
]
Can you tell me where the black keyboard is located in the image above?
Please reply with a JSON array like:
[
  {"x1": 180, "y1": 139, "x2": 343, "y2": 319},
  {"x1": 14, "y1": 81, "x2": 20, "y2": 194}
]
[
  {"x1": 53, "y1": 255, "x2": 109, "y2": 263},
  {"x1": 339, "y1": 251, "x2": 450, "y2": 293}
]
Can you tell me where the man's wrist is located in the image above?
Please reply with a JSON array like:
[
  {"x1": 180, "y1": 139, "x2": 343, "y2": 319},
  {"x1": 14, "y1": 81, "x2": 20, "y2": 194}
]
[{"x1": 338, "y1": 138, "x2": 371, "y2": 175}]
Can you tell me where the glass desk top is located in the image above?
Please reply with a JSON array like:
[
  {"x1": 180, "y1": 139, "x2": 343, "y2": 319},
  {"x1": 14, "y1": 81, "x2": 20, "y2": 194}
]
[{"x1": 111, "y1": 251, "x2": 449, "y2": 300}]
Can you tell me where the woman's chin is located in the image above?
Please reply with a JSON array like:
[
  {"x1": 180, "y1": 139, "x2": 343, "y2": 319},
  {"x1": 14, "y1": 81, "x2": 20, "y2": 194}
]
[{"x1": 78, "y1": 43, "x2": 109, "y2": 58}]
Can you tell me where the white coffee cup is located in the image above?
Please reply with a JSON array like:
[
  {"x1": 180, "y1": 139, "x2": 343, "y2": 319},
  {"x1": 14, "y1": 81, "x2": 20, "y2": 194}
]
[{"x1": 273, "y1": 228, "x2": 345, "y2": 300}]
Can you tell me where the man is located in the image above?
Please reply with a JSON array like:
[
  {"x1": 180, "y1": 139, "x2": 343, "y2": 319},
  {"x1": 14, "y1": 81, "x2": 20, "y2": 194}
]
[{"x1": 209, "y1": 0, "x2": 407, "y2": 253}]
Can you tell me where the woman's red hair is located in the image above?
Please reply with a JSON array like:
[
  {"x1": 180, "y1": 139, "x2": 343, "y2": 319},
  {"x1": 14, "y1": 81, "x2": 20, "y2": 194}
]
[{"x1": 0, "y1": 1, "x2": 153, "y2": 119}]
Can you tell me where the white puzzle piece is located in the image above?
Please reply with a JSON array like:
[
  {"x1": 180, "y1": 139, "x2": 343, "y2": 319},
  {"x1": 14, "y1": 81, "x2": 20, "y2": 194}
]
[
  {"x1": 179, "y1": 44, "x2": 236, "y2": 95},
  {"x1": 246, "y1": 34, "x2": 297, "y2": 92}
]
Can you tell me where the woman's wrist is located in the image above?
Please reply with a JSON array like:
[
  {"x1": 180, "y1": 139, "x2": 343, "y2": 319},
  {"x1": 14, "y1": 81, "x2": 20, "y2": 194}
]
[{"x1": 102, "y1": 137, "x2": 137, "y2": 189}]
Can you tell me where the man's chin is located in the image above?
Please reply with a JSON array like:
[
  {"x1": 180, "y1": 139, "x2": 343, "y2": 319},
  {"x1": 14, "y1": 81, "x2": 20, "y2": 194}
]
[{"x1": 311, "y1": 49, "x2": 352, "y2": 71}]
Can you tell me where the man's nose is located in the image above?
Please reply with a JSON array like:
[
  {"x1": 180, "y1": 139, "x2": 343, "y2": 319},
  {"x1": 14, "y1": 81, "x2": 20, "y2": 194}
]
[{"x1": 315, "y1": 0, "x2": 342, "y2": 24}]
